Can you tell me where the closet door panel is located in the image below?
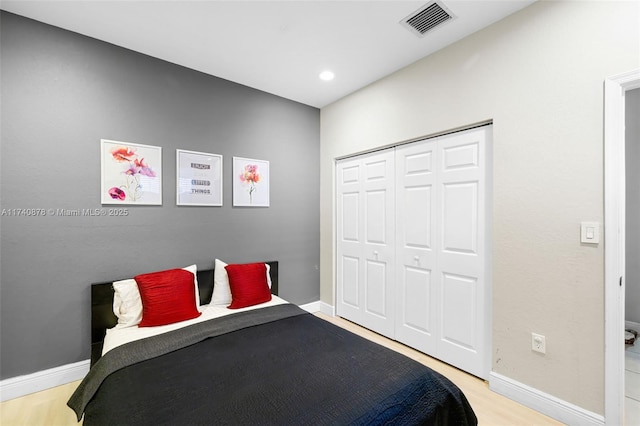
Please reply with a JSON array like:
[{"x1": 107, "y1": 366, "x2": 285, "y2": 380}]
[
  {"x1": 337, "y1": 149, "x2": 395, "y2": 338},
  {"x1": 365, "y1": 190, "x2": 388, "y2": 244},
  {"x1": 365, "y1": 260, "x2": 388, "y2": 318},
  {"x1": 441, "y1": 272, "x2": 477, "y2": 350},
  {"x1": 395, "y1": 141, "x2": 437, "y2": 353},
  {"x1": 361, "y1": 151, "x2": 396, "y2": 337},
  {"x1": 336, "y1": 161, "x2": 364, "y2": 323},
  {"x1": 435, "y1": 128, "x2": 488, "y2": 379},
  {"x1": 340, "y1": 192, "x2": 359, "y2": 242},
  {"x1": 404, "y1": 186, "x2": 432, "y2": 247},
  {"x1": 400, "y1": 266, "x2": 432, "y2": 333},
  {"x1": 339, "y1": 255, "x2": 360, "y2": 308},
  {"x1": 441, "y1": 182, "x2": 478, "y2": 254}
]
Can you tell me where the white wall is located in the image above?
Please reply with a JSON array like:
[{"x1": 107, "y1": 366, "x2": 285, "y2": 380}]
[
  {"x1": 627, "y1": 88, "x2": 640, "y2": 324},
  {"x1": 320, "y1": 0, "x2": 639, "y2": 415}
]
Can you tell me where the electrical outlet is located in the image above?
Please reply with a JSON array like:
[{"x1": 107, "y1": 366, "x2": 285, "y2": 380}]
[{"x1": 532, "y1": 333, "x2": 546, "y2": 354}]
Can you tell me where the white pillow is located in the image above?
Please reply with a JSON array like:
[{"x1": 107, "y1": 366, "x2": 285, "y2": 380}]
[
  {"x1": 185, "y1": 264, "x2": 201, "y2": 308},
  {"x1": 112, "y1": 264, "x2": 200, "y2": 328},
  {"x1": 112, "y1": 278, "x2": 142, "y2": 328},
  {"x1": 211, "y1": 259, "x2": 231, "y2": 305},
  {"x1": 210, "y1": 259, "x2": 272, "y2": 306}
]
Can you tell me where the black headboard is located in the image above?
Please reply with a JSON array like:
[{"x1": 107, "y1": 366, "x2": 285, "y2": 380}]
[{"x1": 91, "y1": 261, "x2": 279, "y2": 366}]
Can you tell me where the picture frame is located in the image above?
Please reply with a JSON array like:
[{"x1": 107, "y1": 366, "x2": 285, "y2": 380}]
[
  {"x1": 176, "y1": 149, "x2": 223, "y2": 206},
  {"x1": 232, "y1": 156, "x2": 269, "y2": 207},
  {"x1": 101, "y1": 139, "x2": 162, "y2": 205}
]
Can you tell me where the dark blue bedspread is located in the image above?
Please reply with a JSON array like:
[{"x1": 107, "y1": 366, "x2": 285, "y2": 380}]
[{"x1": 69, "y1": 304, "x2": 477, "y2": 425}]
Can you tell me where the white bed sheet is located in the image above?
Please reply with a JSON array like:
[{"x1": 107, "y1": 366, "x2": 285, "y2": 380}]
[{"x1": 102, "y1": 296, "x2": 289, "y2": 355}]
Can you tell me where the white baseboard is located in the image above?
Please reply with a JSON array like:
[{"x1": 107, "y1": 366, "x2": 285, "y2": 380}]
[
  {"x1": 489, "y1": 372, "x2": 604, "y2": 426},
  {"x1": 299, "y1": 300, "x2": 321, "y2": 313},
  {"x1": 0, "y1": 360, "x2": 90, "y2": 402},
  {"x1": 318, "y1": 301, "x2": 335, "y2": 316},
  {"x1": 299, "y1": 300, "x2": 335, "y2": 316}
]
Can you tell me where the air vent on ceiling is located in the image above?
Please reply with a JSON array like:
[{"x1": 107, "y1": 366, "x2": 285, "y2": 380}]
[{"x1": 400, "y1": 1, "x2": 455, "y2": 38}]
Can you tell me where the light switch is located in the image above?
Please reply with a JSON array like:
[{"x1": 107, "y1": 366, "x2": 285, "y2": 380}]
[{"x1": 581, "y1": 222, "x2": 600, "y2": 244}]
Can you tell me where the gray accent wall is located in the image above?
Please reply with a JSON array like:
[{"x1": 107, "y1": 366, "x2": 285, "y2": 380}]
[
  {"x1": 0, "y1": 11, "x2": 320, "y2": 379},
  {"x1": 626, "y1": 88, "x2": 640, "y2": 324}
]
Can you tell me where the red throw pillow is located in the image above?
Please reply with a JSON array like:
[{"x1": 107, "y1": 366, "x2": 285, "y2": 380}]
[
  {"x1": 225, "y1": 263, "x2": 272, "y2": 309},
  {"x1": 135, "y1": 268, "x2": 201, "y2": 327}
]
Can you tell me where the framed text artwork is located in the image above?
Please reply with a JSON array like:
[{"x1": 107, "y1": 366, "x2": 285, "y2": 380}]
[
  {"x1": 176, "y1": 149, "x2": 223, "y2": 206},
  {"x1": 101, "y1": 139, "x2": 162, "y2": 205},
  {"x1": 232, "y1": 157, "x2": 269, "y2": 207}
]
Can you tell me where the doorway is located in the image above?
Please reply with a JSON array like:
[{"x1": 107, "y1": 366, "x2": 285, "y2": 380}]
[
  {"x1": 624, "y1": 88, "x2": 640, "y2": 423},
  {"x1": 604, "y1": 69, "x2": 640, "y2": 425}
]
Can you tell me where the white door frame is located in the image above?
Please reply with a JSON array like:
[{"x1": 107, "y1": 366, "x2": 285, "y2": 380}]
[{"x1": 604, "y1": 68, "x2": 640, "y2": 426}]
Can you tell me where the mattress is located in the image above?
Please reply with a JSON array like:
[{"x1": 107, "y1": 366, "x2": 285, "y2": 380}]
[{"x1": 102, "y1": 295, "x2": 288, "y2": 354}]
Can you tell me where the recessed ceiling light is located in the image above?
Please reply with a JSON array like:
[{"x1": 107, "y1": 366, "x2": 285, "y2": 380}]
[{"x1": 319, "y1": 70, "x2": 335, "y2": 81}]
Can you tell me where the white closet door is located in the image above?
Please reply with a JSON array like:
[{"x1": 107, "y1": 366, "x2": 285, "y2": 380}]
[
  {"x1": 435, "y1": 127, "x2": 489, "y2": 379},
  {"x1": 337, "y1": 126, "x2": 490, "y2": 379},
  {"x1": 395, "y1": 140, "x2": 438, "y2": 354},
  {"x1": 336, "y1": 149, "x2": 395, "y2": 338},
  {"x1": 396, "y1": 127, "x2": 489, "y2": 379}
]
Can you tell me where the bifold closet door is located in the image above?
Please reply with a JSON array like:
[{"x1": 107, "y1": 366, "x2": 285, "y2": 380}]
[
  {"x1": 336, "y1": 149, "x2": 395, "y2": 339},
  {"x1": 435, "y1": 128, "x2": 488, "y2": 379},
  {"x1": 395, "y1": 140, "x2": 439, "y2": 355},
  {"x1": 396, "y1": 127, "x2": 489, "y2": 379},
  {"x1": 337, "y1": 126, "x2": 490, "y2": 378}
]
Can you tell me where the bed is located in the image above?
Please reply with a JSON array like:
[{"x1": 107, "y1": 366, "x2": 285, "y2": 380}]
[{"x1": 68, "y1": 260, "x2": 477, "y2": 425}]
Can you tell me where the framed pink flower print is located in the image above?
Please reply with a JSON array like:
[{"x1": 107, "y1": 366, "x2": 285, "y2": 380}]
[
  {"x1": 101, "y1": 139, "x2": 162, "y2": 205},
  {"x1": 232, "y1": 157, "x2": 269, "y2": 207}
]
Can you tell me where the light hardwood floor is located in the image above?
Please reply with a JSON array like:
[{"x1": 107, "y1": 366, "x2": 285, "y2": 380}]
[
  {"x1": 0, "y1": 380, "x2": 80, "y2": 425},
  {"x1": 0, "y1": 313, "x2": 563, "y2": 426}
]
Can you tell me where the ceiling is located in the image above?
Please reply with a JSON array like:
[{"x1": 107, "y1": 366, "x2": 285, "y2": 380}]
[{"x1": 0, "y1": 0, "x2": 536, "y2": 108}]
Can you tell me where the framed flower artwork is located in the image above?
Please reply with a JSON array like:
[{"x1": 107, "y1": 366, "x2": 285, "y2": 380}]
[
  {"x1": 232, "y1": 157, "x2": 269, "y2": 207},
  {"x1": 101, "y1": 139, "x2": 162, "y2": 205},
  {"x1": 176, "y1": 149, "x2": 223, "y2": 206}
]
